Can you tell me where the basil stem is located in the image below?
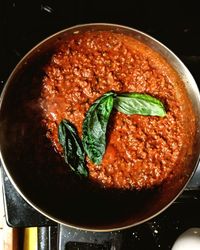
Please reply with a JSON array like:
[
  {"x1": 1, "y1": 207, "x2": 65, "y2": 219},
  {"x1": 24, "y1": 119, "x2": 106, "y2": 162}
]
[
  {"x1": 58, "y1": 119, "x2": 88, "y2": 177},
  {"x1": 114, "y1": 93, "x2": 166, "y2": 117},
  {"x1": 82, "y1": 92, "x2": 116, "y2": 164}
]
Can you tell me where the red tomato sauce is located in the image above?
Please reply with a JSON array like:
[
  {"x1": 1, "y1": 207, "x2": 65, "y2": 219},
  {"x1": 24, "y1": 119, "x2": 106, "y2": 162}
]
[{"x1": 40, "y1": 31, "x2": 195, "y2": 190}]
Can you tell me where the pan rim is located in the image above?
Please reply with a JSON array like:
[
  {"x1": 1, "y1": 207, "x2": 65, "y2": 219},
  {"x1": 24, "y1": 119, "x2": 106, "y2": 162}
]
[{"x1": 0, "y1": 22, "x2": 200, "y2": 232}]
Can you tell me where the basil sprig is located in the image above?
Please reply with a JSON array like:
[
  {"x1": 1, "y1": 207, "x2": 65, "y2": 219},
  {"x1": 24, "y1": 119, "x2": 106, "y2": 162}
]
[
  {"x1": 58, "y1": 119, "x2": 88, "y2": 177},
  {"x1": 82, "y1": 92, "x2": 116, "y2": 164},
  {"x1": 114, "y1": 93, "x2": 166, "y2": 117},
  {"x1": 58, "y1": 91, "x2": 166, "y2": 175}
]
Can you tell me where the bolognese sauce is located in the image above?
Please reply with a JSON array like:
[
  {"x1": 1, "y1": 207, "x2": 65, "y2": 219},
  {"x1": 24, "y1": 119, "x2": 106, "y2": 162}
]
[{"x1": 39, "y1": 31, "x2": 195, "y2": 190}]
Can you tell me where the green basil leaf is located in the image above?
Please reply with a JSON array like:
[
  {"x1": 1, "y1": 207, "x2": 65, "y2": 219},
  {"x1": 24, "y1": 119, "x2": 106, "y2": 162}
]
[
  {"x1": 114, "y1": 93, "x2": 166, "y2": 117},
  {"x1": 82, "y1": 92, "x2": 116, "y2": 164},
  {"x1": 58, "y1": 119, "x2": 88, "y2": 177}
]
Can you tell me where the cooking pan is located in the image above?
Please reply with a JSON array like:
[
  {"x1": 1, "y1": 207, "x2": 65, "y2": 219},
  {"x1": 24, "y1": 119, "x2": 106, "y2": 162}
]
[{"x1": 0, "y1": 23, "x2": 200, "y2": 231}]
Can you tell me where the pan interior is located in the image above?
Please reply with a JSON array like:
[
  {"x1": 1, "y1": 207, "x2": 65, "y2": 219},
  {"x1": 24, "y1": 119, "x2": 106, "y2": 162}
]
[{"x1": 0, "y1": 24, "x2": 199, "y2": 230}]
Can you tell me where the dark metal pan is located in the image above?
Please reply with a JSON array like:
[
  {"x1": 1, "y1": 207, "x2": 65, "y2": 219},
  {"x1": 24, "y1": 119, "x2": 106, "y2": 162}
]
[{"x1": 0, "y1": 23, "x2": 200, "y2": 231}]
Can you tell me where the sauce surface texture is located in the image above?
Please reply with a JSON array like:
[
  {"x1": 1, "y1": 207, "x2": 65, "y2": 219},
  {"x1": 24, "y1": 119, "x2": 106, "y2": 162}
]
[{"x1": 40, "y1": 31, "x2": 195, "y2": 190}]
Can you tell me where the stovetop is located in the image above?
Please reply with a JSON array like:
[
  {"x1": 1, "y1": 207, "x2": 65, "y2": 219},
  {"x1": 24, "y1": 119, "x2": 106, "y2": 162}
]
[
  {"x1": 1, "y1": 166, "x2": 200, "y2": 250},
  {"x1": 1, "y1": 1, "x2": 200, "y2": 249}
]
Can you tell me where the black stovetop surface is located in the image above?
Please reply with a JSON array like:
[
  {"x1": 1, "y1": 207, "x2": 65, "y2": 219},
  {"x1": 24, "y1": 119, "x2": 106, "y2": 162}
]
[{"x1": 1, "y1": 1, "x2": 200, "y2": 249}]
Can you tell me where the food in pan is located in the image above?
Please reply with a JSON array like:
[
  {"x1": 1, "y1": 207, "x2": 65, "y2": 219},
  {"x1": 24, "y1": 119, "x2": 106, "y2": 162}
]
[{"x1": 39, "y1": 31, "x2": 195, "y2": 190}]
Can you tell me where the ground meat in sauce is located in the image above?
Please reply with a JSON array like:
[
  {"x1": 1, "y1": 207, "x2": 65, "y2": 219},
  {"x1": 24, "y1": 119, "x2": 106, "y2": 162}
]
[{"x1": 39, "y1": 31, "x2": 195, "y2": 190}]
